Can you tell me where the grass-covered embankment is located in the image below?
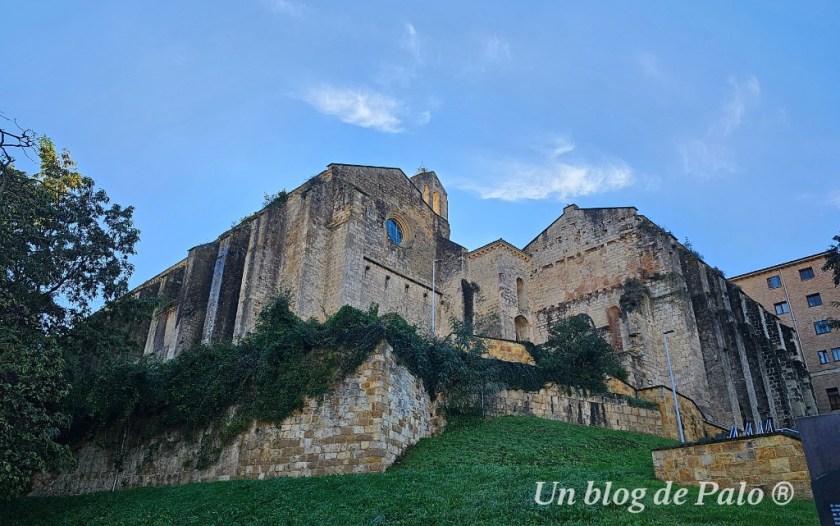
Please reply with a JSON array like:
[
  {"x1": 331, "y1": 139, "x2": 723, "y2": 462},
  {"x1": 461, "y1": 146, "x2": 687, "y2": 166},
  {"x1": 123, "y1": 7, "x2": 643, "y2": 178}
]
[{"x1": 1, "y1": 416, "x2": 818, "y2": 525}]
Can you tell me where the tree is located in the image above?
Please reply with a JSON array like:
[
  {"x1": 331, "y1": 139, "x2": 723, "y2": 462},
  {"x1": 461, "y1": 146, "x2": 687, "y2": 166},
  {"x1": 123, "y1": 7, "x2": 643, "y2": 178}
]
[
  {"x1": 824, "y1": 234, "x2": 840, "y2": 287},
  {"x1": 824, "y1": 233, "x2": 840, "y2": 329},
  {"x1": 0, "y1": 114, "x2": 36, "y2": 207},
  {"x1": 531, "y1": 314, "x2": 627, "y2": 392},
  {"x1": 0, "y1": 129, "x2": 139, "y2": 497}
]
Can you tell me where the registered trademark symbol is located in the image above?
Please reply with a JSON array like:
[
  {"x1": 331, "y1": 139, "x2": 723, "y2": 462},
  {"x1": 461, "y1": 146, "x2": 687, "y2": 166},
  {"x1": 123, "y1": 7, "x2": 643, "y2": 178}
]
[{"x1": 771, "y1": 482, "x2": 794, "y2": 505}]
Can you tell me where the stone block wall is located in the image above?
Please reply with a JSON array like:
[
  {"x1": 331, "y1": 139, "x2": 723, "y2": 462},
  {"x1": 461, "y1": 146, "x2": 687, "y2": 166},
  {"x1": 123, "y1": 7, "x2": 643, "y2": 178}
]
[
  {"x1": 129, "y1": 164, "x2": 465, "y2": 358},
  {"x1": 636, "y1": 386, "x2": 726, "y2": 442},
  {"x1": 480, "y1": 337, "x2": 535, "y2": 365},
  {"x1": 31, "y1": 342, "x2": 441, "y2": 496},
  {"x1": 467, "y1": 241, "x2": 532, "y2": 341},
  {"x1": 487, "y1": 385, "x2": 666, "y2": 437},
  {"x1": 467, "y1": 203, "x2": 816, "y2": 429},
  {"x1": 652, "y1": 433, "x2": 812, "y2": 499}
]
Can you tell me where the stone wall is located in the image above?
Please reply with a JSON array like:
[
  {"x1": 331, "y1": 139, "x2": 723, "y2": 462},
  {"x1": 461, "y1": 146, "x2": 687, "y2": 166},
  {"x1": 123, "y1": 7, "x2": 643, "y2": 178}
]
[
  {"x1": 468, "y1": 203, "x2": 817, "y2": 429},
  {"x1": 487, "y1": 385, "x2": 666, "y2": 437},
  {"x1": 652, "y1": 433, "x2": 813, "y2": 500},
  {"x1": 467, "y1": 241, "x2": 532, "y2": 341},
  {"x1": 636, "y1": 386, "x2": 727, "y2": 442},
  {"x1": 480, "y1": 337, "x2": 535, "y2": 365},
  {"x1": 31, "y1": 342, "x2": 441, "y2": 496},
  {"x1": 129, "y1": 164, "x2": 467, "y2": 359}
]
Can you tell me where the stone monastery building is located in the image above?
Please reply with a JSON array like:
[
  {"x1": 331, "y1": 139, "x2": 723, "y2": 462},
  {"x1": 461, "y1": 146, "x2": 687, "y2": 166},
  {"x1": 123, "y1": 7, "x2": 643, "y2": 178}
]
[{"x1": 132, "y1": 164, "x2": 816, "y2": 430}]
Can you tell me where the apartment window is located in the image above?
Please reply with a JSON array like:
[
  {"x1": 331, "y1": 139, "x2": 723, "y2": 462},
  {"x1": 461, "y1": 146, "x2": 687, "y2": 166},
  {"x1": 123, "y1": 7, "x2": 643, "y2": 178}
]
[
  {"x1": 799, "y1": 267, "x2": 815, "y2": 281},
  {"x1": 828, "y1": 388, "x2": 840, "y2": 411},
  {"x1": 807, "y1": 293, "x2": 822, "y2": 307},
  {"x1": 833, "y1": 348, "x2": 840, "y2": 362},
  {"x1": 767, "y1": 276, "x2": 781, "y2": 289},
  {"x1": 774, "y1": 302, "x2": 790, "y2": 315},
  {"x1": 819, "y1": 351, "x2": 830, "y2": 364},
  {"x1": 815, "y1": 320, "x2": 832, "y2": 335}
]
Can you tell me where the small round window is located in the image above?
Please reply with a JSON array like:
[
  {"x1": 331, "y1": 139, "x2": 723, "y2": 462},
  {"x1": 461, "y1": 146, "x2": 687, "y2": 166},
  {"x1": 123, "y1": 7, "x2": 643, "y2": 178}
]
[{"x1": 385, "y1": 218, "x2": 404, "y2": 245}]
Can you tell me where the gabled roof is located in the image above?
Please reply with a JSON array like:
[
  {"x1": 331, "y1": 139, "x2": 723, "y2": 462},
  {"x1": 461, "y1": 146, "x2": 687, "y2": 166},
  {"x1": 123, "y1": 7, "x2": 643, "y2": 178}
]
[
  {"x1": 468, "y1": 238, "x2": 531, "y2": 262},
  {"x1": 523, "y1": 204, "x2": 638, "y2": 251}
]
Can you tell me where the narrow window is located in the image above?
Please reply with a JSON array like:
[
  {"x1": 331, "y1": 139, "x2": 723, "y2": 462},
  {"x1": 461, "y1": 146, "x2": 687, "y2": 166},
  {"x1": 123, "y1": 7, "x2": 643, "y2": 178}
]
[
  {"x1": 767, "y1": 276, "x2": 781, "y2": 289},
  {"x1": 815, "y1": 320, "x2": 831, "y2": 335},
  {"x1": 807, "y1": 293, "x2": 822, "y2": 307},
  {"x1": 606, "y1": 306, "x2": 623, "y2": 352},
  {"x1": 422, "y1": 185, "x2": 430, "y2": 204},
  {"x1": 819, "y1": 350, "x2": 829, "y2": 364},
  {"x1": 832, "y1": 348, "x2": 840, "y2": 362},
  {"x1": 828, "y1": 388, "x2": 840, "y2": 411},
  {"x1": 799, "y1": 267, "x2": 815, "y2": 281},
  {"x1": 774, "y1": 302, "x2": 790, "y2": 315},
  {"x1": 516, "y1": 277, "x2": 525, "y2": 308},
  {"x1": 432, "y1": 191, "x2": 440, "y2": 214}
]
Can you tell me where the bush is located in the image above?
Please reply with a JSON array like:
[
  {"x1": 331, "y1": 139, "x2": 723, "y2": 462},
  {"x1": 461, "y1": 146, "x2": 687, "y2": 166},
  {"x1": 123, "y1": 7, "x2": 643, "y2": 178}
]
[{"x1": 530, "y1": 314, "x2": 627, "y2": 392}]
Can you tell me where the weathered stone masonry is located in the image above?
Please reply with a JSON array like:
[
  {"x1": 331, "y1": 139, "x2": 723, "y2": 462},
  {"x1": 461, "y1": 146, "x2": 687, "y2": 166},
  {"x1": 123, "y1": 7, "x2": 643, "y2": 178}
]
[
  {"x1": 467, "y1": 204, "x2": 816, "y2": 429},
  {"x1": 652, "y1": 433, "x2": 812, "y2": 499},
  {"x1": 31, "y1": 343, "x2": 442, "y2": 496},
  {"x1": 128, "y1": 165, "x2": 815, "y2": 439}
]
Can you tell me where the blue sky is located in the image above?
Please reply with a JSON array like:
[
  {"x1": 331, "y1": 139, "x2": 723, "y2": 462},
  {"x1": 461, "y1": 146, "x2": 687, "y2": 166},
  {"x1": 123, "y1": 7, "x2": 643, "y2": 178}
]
[{"x1": 4, "y1": 1, "x2": 840, "y2": 288}]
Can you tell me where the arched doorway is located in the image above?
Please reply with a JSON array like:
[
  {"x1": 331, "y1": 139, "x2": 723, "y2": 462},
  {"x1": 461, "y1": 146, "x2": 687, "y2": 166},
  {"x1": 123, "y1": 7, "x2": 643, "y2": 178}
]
[{"x1": 514, "y1": 315, "x2": 530, "y2": 342}]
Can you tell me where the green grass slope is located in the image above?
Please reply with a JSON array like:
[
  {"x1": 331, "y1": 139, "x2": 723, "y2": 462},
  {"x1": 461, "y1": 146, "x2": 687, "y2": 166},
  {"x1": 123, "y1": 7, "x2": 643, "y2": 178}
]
[{"x1": 1, "y1": 416, "x2": 818, "y2": 525}]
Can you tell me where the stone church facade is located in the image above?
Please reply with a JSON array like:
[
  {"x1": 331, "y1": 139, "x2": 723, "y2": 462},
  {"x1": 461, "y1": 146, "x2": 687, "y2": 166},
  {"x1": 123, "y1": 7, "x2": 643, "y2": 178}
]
[{"x1": 130, "y1": 164, "x2": 816, "y2": 430}]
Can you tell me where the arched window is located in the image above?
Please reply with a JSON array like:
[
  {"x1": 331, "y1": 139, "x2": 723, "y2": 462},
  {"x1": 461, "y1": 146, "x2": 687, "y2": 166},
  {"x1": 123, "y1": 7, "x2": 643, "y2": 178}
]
[
  {"x1": 423, "y1": 185, "x2": 430, "y2": 204},
  {"x1": 515, "y1": 315, "x2": 530, "y2": 342},
  {"x1": 385, "y1": 218, "x2": 403, "y2": 245}
]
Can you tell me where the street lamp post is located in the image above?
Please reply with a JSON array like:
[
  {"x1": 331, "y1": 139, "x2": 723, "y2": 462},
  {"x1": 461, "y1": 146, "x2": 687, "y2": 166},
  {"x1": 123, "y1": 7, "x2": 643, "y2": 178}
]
[
  {"x1": 662, "y1": 329, "x2": 685, "y2": 443},
  {"x1": 431, "y1": 259, "x2": 441, "y2": 337}
]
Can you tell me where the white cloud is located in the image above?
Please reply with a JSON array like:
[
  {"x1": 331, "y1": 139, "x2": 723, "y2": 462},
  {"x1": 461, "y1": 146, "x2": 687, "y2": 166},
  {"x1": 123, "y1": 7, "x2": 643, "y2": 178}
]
[
  {"x1": 678, "y1": 74, "x2": 760, "y2": 178},
  {"x1": 460, "y1": 139, "x2": 633, "y2": 201},
  {"x1": 303, "y1": 85, "x2": 403, "y2": 133},
  {"x1": 262, "y1": 0, "x2": 306, "y2": 17}
]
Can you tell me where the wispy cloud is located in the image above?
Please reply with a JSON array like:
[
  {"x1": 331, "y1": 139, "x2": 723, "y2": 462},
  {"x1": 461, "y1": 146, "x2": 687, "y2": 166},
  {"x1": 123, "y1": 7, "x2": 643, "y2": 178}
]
[
  {"x1": 402, "y1": 23, "x2": 422, "y2": 63},
  {"x1": 482, "y1": 35, "x2": 511, "y2": 65},
  {"x1": 377, "y1": 23, "x2": 425, "y2": 88},
  {"x1": 262, "y1": 0, "x2": 306, "y2": 17},
  {"x1": 460, "y1": 137, "x2": 633, "y2": 201},
  {"x1": 462, "y1": 34, "x2": 512, "y2": 75},
  {"x1": 636, "y1": 52, "x2": 666, "y2": 81},
  {"x1": 720, "y1": 75, "x2": 760, "y2": 135},
  {"x1": 679, "y1": 75, "x2": 760, "y2": 178},
  {"x1": 303, "y1": 85, "x2": 403, "y2": 133}
]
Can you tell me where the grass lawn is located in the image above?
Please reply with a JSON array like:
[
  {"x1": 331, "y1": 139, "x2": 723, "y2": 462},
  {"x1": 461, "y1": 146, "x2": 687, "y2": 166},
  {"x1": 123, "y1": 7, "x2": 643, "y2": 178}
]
[{"x1": 1, "y1": 416, "x2": 818, "y2": 525}]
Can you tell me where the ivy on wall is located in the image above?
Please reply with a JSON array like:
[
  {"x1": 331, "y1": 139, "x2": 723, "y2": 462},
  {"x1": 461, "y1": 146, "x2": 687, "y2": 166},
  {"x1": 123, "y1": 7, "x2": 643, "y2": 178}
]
[{"x1": 62, "y1": 296, "x2": 627, "y2": 468}]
